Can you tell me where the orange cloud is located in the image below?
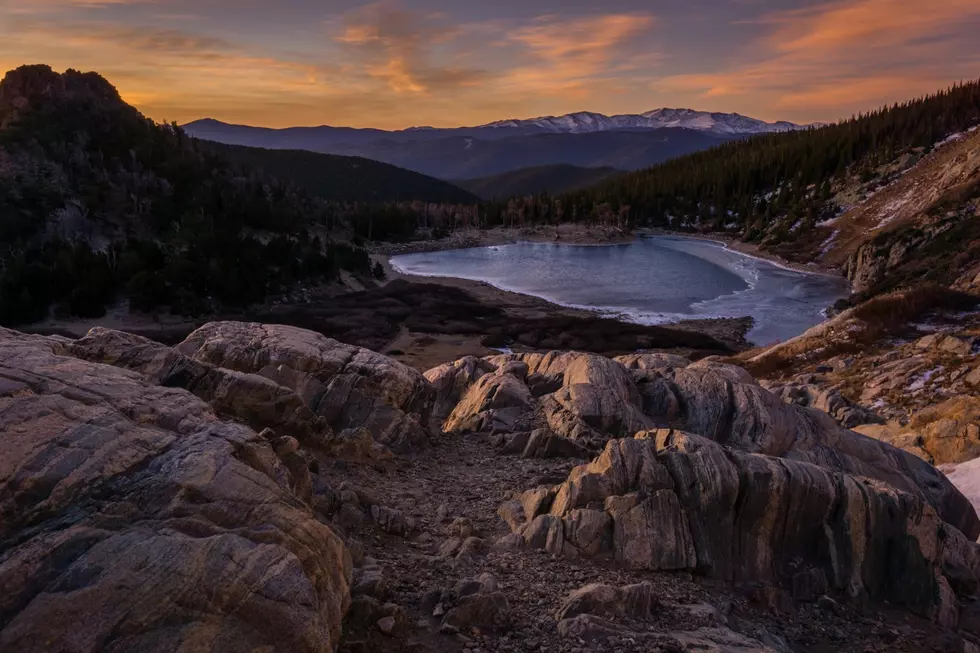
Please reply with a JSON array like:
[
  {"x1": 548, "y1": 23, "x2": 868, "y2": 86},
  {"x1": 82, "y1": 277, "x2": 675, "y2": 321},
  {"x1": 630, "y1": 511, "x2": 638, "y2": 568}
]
[
  {"x1": 501, "y1": 13, "x2": 659, "y2": 97},
  {"x1": 657, "y1": 0, "x2": 980, "y2": 121},
  {"x1": 2, "y1": 0, "x2": 972, "y2": 129},
  {"x1": 765, "y1": 0, "x2": 979, "y2": 53},
  {"x1": 334, "y1": 2, "x2": 490, "y2": 95}
]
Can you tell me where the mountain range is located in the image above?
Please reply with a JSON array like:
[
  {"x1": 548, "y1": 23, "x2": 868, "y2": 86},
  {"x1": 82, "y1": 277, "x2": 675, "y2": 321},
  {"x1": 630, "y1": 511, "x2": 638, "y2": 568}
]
[
  {"x1": 479, "y1": 108, "x2": 808, "y2": 135},
  {"x1": 184, "y1": 109, "x2": 811, "y2": 181}
]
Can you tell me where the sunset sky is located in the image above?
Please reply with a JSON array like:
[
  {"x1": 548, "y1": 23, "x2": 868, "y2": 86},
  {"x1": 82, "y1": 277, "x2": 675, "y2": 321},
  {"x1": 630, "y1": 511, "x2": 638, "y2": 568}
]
[{"x1": 1, "y1": 0, "x2": 978, "y2": 129}]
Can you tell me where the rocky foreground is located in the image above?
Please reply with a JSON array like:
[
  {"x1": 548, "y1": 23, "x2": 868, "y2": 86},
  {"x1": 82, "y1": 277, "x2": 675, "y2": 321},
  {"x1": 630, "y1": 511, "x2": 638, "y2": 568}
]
[{"x1": 3, "y1": 323, "x2": 980, "y2": 652}]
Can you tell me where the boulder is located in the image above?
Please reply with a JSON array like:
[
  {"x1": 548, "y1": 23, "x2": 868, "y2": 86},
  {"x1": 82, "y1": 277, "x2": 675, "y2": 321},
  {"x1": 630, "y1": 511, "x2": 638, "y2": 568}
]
[
  {"x1": 504, "y1": 351, "x2": 654, "y2": 443},
  {"x1": 940, "y1": 335, "x2": 977, "y2": 357},
  {"x1": 0, "y1": 329, "x2": 351, "y2": 653},
  {"x1": 521, "y1": 428, "x2": 592, "y2": 459},
  {"x1": 326, "y1": 427, "x2": 394, "y2": 462},
  {"x1": 660, "y1": 359, "x2": 978, "y2": 538},
  {"x1": 555, "y1": 582, "x2": 658, "y2": 620},
  {"x1": 505, "y1": 430, "x2": 980, "y2": 626},
  {"x1": 178, "y1": 322, "x2": 434, "y2": 451},
  {"x1": 615, "y1": 352, "x2": 690, "y2": 371},
  {"x1": 424, "y1": 355, "x2": 496, "y2": 420},
  {"x1": 69, "y1": 324, "x2": 434, "y2": 453},
  {"x1": 443, "y1": 364, "x2": 536, "y2": 434},
  {"x1": 442, "y1": 574, "x2": 510, "y2": 630},
  {"x1": 68, "y1": 327, "x2": 330, "y2": 446},
  {"x1": 351, "y1": 559, "x2": 387, "y2": 599}
]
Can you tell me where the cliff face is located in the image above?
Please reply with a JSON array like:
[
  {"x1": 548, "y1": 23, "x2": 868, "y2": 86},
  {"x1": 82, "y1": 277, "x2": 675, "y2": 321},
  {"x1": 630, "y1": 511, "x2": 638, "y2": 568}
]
[
  {"x1": 0, "y1": 64, "x2": 127, "y2": 130},
  {"x1": 823, "y1": 128, "x2": 980, "y2": 295},
  {"x1": 3, "y1": 323, "x2": 980, "y2": 652}
]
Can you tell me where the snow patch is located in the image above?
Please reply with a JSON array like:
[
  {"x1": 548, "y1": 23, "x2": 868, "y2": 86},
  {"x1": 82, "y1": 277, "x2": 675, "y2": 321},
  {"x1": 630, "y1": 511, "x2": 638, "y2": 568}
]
[
  {"x1": 875, "y1": 188, "x2": 917, "y2": 229},
  {"x1": 819, "y1": 229, "x2": 840, "y2": 255},
  {"x1": 907, "y1": 365, "x2": 944, "y2": 392},
  {"x1": 941, "y1": 458, "x2": 980, "y2": 516},
  {"x1": 937, "y1": 132, "x2": 965, "y2": 147}
]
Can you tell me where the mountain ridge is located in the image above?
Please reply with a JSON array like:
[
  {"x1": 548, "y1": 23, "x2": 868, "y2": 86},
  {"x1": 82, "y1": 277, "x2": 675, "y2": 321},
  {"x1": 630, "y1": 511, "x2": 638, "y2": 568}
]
[
  {"x1": 184, "y1": 120, "x2": 743, "y2": 179},
  {"x1": 186, "y1": 107, "x2": 812, "y2": 138}
]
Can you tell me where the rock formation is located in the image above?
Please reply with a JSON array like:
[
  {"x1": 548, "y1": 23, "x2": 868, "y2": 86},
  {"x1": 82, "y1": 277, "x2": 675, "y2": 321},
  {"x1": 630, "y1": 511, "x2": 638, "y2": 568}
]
[
  {"x1": 68, "y1": 322, "x2": 434, "y2": 452},
  {"x1": 0, "y1": 328, "x2": 351, "y2": 652},
  {"x1": 503, "y1": 430, "x2": 980, "y2": 624},
  {"x1": 428, "y1": 350, "x2": 979, "y2": 538},
  {"x1": 4, "y1": 323, "x2": 980, "y2": 651}
]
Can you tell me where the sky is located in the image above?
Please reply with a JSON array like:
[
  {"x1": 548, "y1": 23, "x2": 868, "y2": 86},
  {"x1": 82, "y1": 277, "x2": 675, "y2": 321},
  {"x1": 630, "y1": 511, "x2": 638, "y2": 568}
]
[{"x1": 1, "y1": 0, "x2": 978, "y2": 129}]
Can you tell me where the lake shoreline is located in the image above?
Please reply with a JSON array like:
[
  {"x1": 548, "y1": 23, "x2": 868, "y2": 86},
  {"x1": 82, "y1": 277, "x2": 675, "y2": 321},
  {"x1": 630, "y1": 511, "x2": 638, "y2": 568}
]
[
  {"x1": 380, "y1": 232, "x2": 849, "y2": 346},
  {"x1": 639, "y1": 228, "x2": 845, "y2": 278},
  {"x1": 369, "y1": 224, "x2": 848, "y2": 279},
  {"x1": 372, "y1": 251, "x2": 755, "y2": 356}
]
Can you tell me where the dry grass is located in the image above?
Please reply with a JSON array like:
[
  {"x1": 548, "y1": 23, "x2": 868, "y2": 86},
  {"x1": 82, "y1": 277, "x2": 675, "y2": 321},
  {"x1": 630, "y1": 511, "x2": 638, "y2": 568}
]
[
  {"x1": 740, "y1": 340, "x2": 863, "y2": 380},
  {"x1": 738, "y1": 284, "x2": 978, "y2": 380},
  {"x1": 909, "y1": 395, "x2": 980, "y2": 431},
  {"x1": 850, "y1": 284, "x2": 978, "y2": 339}
]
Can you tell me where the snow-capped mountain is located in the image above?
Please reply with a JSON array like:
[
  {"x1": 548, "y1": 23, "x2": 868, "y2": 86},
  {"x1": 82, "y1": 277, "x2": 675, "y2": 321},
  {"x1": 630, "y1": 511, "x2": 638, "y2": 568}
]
[{"x1": 481, "y1": 108, "x2": 808, "y2": 136}]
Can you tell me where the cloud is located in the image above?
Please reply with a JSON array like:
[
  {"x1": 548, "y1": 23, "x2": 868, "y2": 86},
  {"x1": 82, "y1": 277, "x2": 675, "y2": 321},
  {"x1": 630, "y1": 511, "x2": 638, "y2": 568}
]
[
  {"x1": 657, "y1": 0, "x2": 980, "y2": 121},
  {"x1": 322, "y1": 4, "x2": 662, "y2": 120},
  {"x1": 4, "y1": 0, "x2": 970, "y2": 129},
  {"x1": 763, "y1": 0, "x2": 979, "y2": 53},
  {"x1": 505, "y1": 13, "x2": 659, "y2": 96},
  {"x1": 0, "y1": 0, "x2": 152, "y2": 10},
  {"x1": 335, "y1": 2, "x2": 492, "y2": 94},
  {"x1": 0, "y1": 14, "x2": 343, "y2": 124}
]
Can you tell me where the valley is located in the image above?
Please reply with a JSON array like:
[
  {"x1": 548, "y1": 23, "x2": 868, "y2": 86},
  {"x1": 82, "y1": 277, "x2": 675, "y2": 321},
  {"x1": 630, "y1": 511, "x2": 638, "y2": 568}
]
[{"x1": 2, "y1": 62, "x2": 980, "y2": 653}]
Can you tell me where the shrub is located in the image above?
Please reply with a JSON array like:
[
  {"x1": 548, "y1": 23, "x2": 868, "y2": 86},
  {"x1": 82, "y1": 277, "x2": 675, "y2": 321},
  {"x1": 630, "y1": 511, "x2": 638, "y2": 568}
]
[{"x1": 850, "y1": 284, "x2": 978, "y2": 339}]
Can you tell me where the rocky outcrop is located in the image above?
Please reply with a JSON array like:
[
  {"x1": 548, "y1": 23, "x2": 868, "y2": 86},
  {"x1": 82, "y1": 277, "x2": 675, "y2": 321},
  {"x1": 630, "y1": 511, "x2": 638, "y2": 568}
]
[
  {"x1": 67, "y1": 327, "x2": 331, "y2": 446},
  {"x1": 855, "y1": 396, "x2": 980, "y2": 467},
  {"x1": 435, "y1": 351, "x2": 654, "y2": 446},
  {"x1": 504, "y1": 430, "x2": 980, "y2": 627},
  {"x1": 0, "y1": 328, "x2": 351, "y2": 652},
  {"x1": 750, "y1": 311, "x2": 980, "y2": 486},
  {"x1": 424, "y1": 355, "x2": 496, "y2": 420},
  {"x1": 433, "y1": 350, "x2": 979, "y2": 536},
  {"x1": 174, "y1": 322, "x2": 435, "y2": 451},
  {"x1": 764, "y1": 379, "x2": 883, "y2": 429},
  {"x1": 443, "y1": 361, "x2": 537, "y2": 433}
]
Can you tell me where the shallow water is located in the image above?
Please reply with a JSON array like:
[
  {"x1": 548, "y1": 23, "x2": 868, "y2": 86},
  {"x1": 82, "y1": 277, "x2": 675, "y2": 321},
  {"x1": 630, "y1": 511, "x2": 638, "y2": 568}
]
[{"x1": 390, "y1": 236, "x2": 850, "y2": 345}]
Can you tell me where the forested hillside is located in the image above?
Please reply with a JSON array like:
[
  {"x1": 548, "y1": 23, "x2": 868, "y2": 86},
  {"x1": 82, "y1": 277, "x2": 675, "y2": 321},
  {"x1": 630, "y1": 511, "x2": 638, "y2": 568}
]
[
  {"x1": 557, "y1": 81, "x2": 980, "y2": 243},
  {"x1": 0, "y1": 65, "x2": 378, "y2": 324},
  {"x1": 207, "y1": 142, "x2": 478, "y2": 204},
  {"x1": 457, "y1": 164, "x2": 621, "y2": 199}
]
